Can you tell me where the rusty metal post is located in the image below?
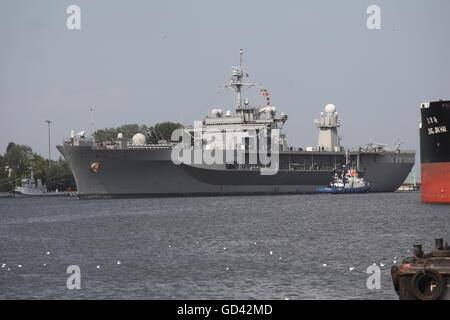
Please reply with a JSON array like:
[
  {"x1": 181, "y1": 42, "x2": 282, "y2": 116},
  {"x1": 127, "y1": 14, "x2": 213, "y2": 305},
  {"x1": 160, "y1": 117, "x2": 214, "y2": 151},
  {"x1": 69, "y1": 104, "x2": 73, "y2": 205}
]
[
  {"x1": 413, "y1": 244, "x2": 423, "y2": 258},
  {"x1": 435, "y1": 239, "x2": 444, "y2": 250}
]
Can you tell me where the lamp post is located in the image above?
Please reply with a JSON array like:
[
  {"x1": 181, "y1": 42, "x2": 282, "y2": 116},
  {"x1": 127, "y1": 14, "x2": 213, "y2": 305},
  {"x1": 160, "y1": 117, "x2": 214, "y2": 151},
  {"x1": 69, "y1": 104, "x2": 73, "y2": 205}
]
[
  {"x1": 45, "y1": 120, "x2": 52, "y2": 165},
  {"x1": 90, "y1": 108, "x2": 95, "y2": 145}
]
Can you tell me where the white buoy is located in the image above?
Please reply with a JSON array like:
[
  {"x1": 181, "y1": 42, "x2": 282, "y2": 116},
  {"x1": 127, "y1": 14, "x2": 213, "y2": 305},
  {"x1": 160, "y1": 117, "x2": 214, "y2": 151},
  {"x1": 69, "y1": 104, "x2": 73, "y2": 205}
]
[
  {"x1": 223, "y1": 247, "x2": 226, "y2": 250},
  {"x1": 46, "y1": 252, "x2": 51, "y2": 255},
  {"x1": 349, "y1": 266, "x2": 355, "y2": 271},
  {"x1": 225, "y1": 267, "x2": 230, "y2": 271},
  {"x1": 96, "y1": 265, "x2": 101, "y2": 269},
  {"x1": 117, "y1": 261, "x2": 122, "y2": 265},
  {"x1": 322, "y1": 263, "x2": 327, "y2": 267},
  {"x1": 18, "y1": 265, "x2": 22, "y2": 268},
  {"x1": 269, "y1": 250, "x2": 273, "y2": 255}
]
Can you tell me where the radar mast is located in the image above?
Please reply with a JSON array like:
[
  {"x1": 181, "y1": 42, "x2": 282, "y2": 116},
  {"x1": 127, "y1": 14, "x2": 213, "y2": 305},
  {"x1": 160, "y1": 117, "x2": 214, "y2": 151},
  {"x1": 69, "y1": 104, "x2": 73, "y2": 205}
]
[{"x1": 221, "y1": 49, "x2": 258, "y2": 109}]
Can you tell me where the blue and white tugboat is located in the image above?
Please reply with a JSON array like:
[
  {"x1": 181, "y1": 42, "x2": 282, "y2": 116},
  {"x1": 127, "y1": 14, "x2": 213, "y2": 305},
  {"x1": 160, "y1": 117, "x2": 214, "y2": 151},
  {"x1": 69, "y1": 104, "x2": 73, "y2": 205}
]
[{"x1": 316, "y1": 151, "x2": 371, "y2": 194}]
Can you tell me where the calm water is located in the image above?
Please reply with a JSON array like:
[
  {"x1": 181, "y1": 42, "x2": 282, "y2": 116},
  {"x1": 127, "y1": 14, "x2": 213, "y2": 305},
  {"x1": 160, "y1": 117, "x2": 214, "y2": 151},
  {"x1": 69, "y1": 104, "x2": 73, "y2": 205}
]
[{"x1": 0, "y1": 192, "x2": 448, "y2": 300}]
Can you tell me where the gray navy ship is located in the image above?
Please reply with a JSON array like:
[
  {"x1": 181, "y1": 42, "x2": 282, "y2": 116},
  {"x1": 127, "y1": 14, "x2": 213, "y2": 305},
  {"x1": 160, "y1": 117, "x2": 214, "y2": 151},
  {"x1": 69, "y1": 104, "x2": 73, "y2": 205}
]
[{"x1": 57, "y1": 50, "x2": 415, "y2": 199}]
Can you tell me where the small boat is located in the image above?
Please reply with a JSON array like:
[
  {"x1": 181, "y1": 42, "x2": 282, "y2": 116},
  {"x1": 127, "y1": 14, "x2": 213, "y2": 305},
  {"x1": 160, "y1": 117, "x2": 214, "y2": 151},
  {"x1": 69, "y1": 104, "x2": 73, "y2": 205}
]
[
  {"x1": 316, "y1": 151, "x2": 371, "y2": 194},
  {"x1": 14, "y1": 166, "x2": 68, "y2": 197},
  {"x1": 14, "y1": 166, "x2": 48, "y2": 196}
]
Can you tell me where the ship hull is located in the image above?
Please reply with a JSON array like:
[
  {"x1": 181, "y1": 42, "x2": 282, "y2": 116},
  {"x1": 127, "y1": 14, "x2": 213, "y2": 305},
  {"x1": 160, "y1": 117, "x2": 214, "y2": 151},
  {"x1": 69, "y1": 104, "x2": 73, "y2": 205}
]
[
  {"x1": 316, "y1": 186, "x2": 371, "y2": 194},
  {"x1": 57, "y1": 146, "x2": 414, "y2": 199},
  {"x1": 420, "y1": 101, "x2": 450, "y2": 204},
  {"x1": 421, "y1": 162, "x2": 450, "y2": 203}
]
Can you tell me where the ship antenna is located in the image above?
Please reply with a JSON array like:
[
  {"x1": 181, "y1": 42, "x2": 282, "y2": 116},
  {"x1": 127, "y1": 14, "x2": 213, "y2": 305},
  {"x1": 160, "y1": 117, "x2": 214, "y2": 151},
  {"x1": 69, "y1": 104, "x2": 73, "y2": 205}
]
[
  {"x1": 239, "y1": 48, "x2": 244, "y2": 69},
  {"x1": 219, "y1": 49, "x2": 259, "y2": 109}
]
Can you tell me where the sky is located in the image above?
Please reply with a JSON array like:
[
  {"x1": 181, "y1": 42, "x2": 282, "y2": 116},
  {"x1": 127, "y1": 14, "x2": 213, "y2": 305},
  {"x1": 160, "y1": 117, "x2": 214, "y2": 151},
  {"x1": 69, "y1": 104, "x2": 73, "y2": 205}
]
[{"x1": 1, "y1": 0, "x2": 450, "y2": 178}]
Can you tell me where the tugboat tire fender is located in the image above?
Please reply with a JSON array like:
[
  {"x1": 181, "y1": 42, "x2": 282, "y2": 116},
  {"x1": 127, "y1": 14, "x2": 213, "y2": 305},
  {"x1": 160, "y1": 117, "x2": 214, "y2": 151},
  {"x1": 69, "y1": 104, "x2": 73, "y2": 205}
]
[{"x1": 411, "y1": 268, "x2": 445, "y2": 300}]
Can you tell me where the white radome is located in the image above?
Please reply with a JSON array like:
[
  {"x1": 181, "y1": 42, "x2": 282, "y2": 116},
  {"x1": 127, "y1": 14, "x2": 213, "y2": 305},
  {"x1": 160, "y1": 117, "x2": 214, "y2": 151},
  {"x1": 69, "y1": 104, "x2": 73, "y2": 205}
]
[
  {"x1": 211, "y1": 109, "x2": 223, "y2": 117},
  {"x1": 132, "y1": 133, "x2": 146, "y2": 145},
  {"x1": 325, "y1": 104, "x2": 336, "y2": 113}
]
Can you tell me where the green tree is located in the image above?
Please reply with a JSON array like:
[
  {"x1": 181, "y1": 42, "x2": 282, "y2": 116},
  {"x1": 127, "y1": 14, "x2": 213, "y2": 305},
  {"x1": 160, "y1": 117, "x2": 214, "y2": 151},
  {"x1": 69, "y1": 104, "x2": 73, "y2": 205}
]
[
  {"x1": 0, "y1": 154, "x2": 10, "y2": 192},
  {"x1": 148, "y1": 122, "x2": 183, "y2": 144},
  {"x1": 94, "y1": 124, "x2": 149, "y2": 144},
  {"x1": 4, "y1": 143, "x2": 33, "y2": 182},
  {"x1": 6, "y1": 142, "x2": 16, "y2": 153},
  {"x1": 44, "y1": 157, "x2": 76, "y2": 191},
  {"x1": 1, "y1": 142, "x2": 76, "y2": 192},
  {"x1": 94, "y1": 122, "x2": 182, "y2": 144}
]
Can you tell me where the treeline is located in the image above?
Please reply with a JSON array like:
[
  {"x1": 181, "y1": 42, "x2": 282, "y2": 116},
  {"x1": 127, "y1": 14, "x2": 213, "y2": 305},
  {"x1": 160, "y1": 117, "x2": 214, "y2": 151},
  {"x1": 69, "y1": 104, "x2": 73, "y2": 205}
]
[
  {"x1": 0, "y1": 142, "x2": 76, "y2": 192},
  {"x1": 94, "y1": 122, "x2": 182, "y2": 144}
]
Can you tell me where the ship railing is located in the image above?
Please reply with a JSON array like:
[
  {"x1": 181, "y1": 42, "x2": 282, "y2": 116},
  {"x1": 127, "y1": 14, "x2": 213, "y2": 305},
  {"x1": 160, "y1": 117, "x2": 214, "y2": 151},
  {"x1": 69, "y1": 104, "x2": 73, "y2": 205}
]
[
  {"x1": 358, "y1": 148, "x2": 416, "y2": 154},
  {"x1": 63, "y1": 137, "x2": 94, "y2": 147},
  {"x1": 126, "y1": 144, "x2": 173, "y2": 149}
]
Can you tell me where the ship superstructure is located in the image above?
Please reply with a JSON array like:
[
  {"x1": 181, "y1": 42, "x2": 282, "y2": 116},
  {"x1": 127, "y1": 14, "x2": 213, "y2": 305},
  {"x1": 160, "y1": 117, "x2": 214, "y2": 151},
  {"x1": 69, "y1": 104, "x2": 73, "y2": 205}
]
[{"x1": 57, "y1": 50, "x2": 415, "y2": 199}]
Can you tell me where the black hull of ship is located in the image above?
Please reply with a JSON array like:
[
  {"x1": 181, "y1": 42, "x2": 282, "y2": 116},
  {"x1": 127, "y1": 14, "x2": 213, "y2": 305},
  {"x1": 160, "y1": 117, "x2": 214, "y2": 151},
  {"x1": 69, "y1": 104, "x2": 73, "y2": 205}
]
[{"x1": 420, "y1": 100, "x2": 450, "y2": 203}]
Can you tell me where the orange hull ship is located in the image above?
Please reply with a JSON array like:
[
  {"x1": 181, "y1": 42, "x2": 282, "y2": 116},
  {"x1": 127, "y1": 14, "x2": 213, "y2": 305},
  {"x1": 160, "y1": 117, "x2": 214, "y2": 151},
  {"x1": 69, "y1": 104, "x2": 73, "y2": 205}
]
[
  {"x1": 421, "y1": 163, "x2": 450, "y2": 203},
  {"x1": 420, "y1": 101, "x2": 450, "y2": 204}
]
